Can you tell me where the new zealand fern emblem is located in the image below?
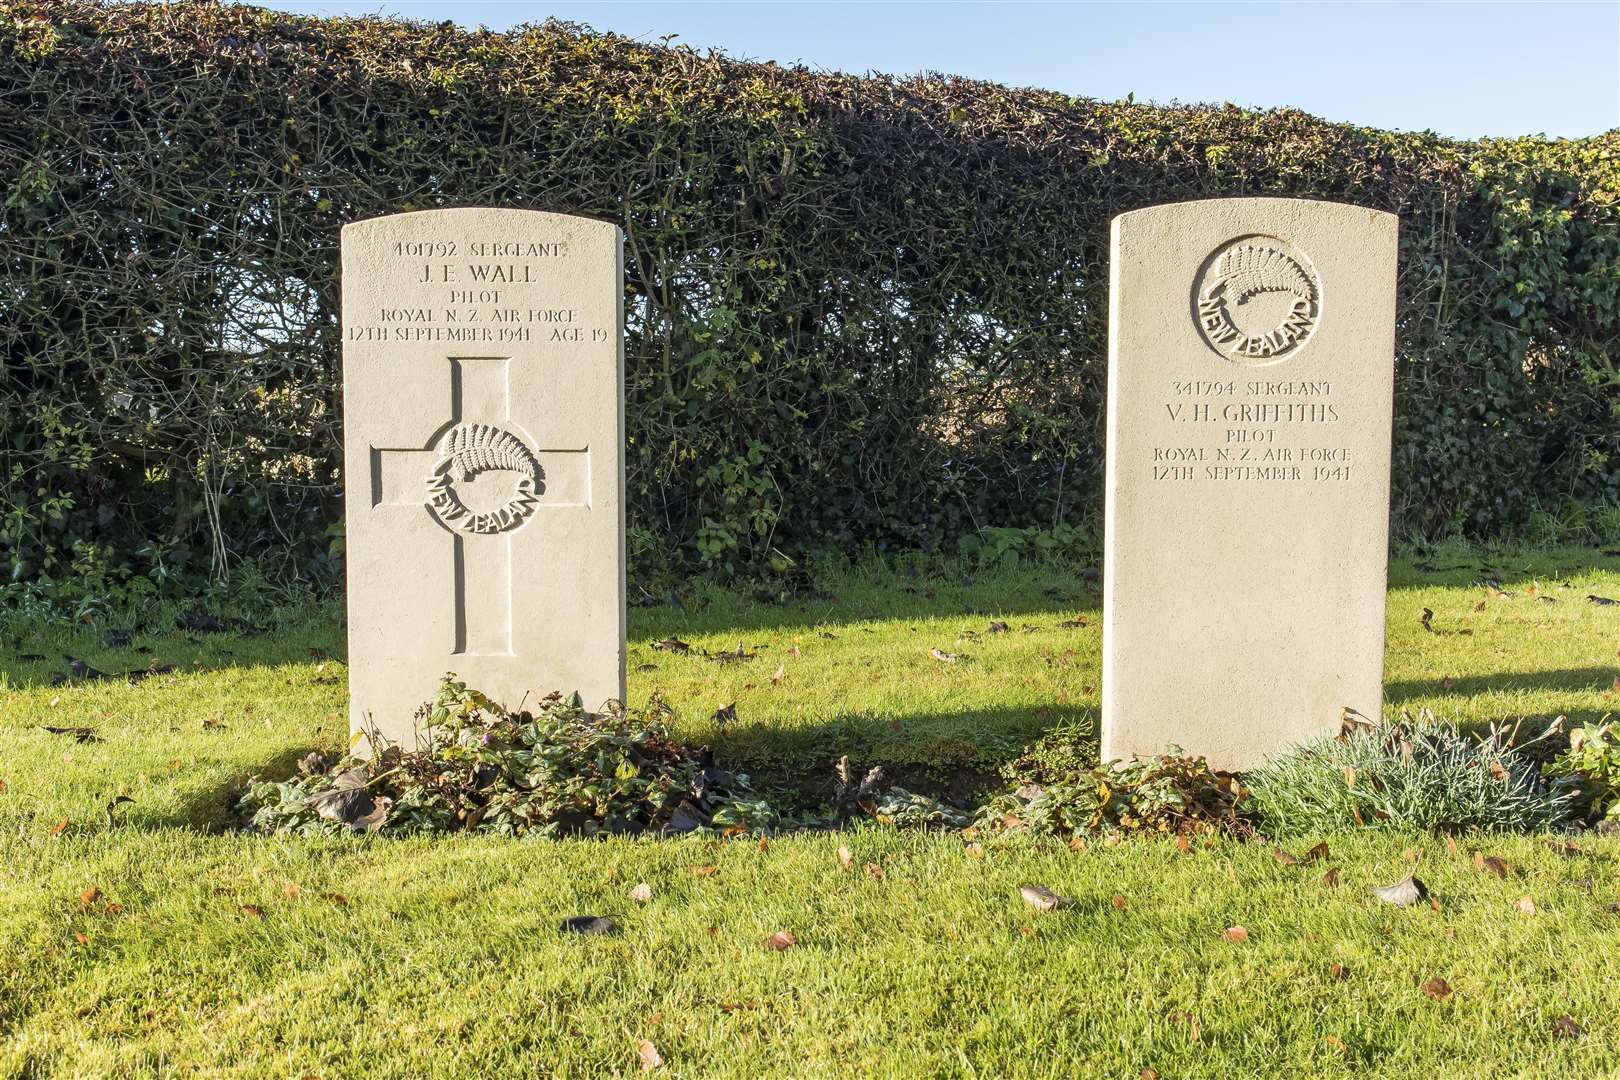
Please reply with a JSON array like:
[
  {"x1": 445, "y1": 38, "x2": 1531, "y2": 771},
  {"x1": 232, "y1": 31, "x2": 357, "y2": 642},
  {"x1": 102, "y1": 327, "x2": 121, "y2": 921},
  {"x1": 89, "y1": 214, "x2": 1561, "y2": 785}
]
[
  {"x1": 425, "y1": 422, "x2": 541, "y2": 534},
  {"x1": 1194, "y1": 236, "x2": 1321, "y2": 364}
]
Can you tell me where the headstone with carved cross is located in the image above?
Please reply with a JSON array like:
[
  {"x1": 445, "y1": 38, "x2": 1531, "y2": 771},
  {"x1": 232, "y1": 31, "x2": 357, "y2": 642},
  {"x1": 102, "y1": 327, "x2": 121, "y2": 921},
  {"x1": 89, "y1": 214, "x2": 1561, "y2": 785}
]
[{"x1": 341, "y1": 208, "x2": 625, "y2": 749}]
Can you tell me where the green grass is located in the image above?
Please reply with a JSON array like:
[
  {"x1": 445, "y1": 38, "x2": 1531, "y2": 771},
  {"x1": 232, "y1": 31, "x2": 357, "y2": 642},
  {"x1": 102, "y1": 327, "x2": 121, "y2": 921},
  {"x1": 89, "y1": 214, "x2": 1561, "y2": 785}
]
[{"x1": 4, "y1": 547, "x2": 1620, "y2": 1076}]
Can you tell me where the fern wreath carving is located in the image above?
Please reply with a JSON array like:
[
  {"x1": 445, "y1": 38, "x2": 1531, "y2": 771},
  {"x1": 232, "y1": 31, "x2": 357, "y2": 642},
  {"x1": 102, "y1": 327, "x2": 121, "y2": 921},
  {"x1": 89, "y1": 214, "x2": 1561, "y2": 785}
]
[{"x1": 425, "y1": 423, "x2": 543, "y2": 534}]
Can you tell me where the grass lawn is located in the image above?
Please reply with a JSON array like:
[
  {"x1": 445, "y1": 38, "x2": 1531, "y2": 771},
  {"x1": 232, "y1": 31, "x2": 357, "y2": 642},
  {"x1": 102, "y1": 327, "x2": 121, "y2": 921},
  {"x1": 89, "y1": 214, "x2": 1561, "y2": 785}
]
[{"x1": 4, "y1": 547, "x2": 1620, "y2": 1076}]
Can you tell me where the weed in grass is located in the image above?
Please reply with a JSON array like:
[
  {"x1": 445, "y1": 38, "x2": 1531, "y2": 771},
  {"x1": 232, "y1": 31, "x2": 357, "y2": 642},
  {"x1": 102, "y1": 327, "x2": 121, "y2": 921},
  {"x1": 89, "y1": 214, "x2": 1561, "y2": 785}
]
[{"x1": 1247, "y1": 721, "x2": 1576, "y2": 836}]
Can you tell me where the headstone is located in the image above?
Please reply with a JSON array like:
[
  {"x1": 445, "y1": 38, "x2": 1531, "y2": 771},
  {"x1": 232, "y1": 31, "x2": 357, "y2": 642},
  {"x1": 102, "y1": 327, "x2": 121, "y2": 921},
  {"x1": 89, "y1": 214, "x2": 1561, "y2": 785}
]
[
  {"x1": 342, "y1": 208, "x2": 625, "y2": 749},
  {"x1": 1102, "y1": 197, "x2": 1398, "y2": 770}
]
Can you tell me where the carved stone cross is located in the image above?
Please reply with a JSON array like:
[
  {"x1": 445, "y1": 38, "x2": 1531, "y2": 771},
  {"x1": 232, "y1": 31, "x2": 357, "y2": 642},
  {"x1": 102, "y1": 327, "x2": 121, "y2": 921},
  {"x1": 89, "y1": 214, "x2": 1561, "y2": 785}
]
[{"x1": 369, "y1": 355, "x2": 586, "y2": 656}]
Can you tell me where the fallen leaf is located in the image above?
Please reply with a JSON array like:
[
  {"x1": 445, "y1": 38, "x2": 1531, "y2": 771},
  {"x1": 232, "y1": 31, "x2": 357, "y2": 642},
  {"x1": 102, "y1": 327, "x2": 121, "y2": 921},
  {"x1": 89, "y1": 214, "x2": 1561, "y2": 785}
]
[
  {"x1": 1272, "y1": 846, "x2": 1301, "y2": 866},
  {"x1": 1373, "y1": 875, "x2": 1428, "y2": 908},
  {"x1": 864, "y1": 862, "x2": 884, "y2": 881},
  {"x1": 1324, "y1": 1035, "x2": 1346, "y2": 1053},
  {"x1": 283, "y1": 883, "x2": 301, "y2": 898},
  {"x1": 1420, "y1": 976, "x2": 1453, "y2": 1002},
  {"x1": 1551, "y1": 1016, "x2": 1586, "y2": 1039},
  {"x1": 837, "y1": 844, "x2": 854, "y2": 870},
  {"x1": 1588, "y1": 595, "x2": 1620, "y2": 606},
  {"x1": 559, "y1": 915, "x2": 616, "y2": 935},
  {"x1": 1546, "y1": 840, "x2": 1584, "y2": 858},
  {"x1": 770, "y1": 663, "x2": 785, "y2": 686},
  {"x1": 1112, "y1": 894, "x2": 1127, "y2": 911},
  {"x1": 1420, "y1": 607, "x2": 1434, "y2": 632},
  {"x1": 629, "y1": 883, "x2": 653, "y2": 904},
  {"x1": 1059, "y1": 616, "x2": 1088, "y2": 628},
  {"x1": 690, "y1": 865, "x2": 719, "y2": 878},
  {"x1": 40, "y1": 725, "x2": 100, "y2": 744},
  {"x1": 50, "y1": 820, "x2": 70, "y2": 838},
  {"x1": 1488, "y1": 759, "x2": 1510, "y2": 782},
  {"x1": 987, "y1": 620, "x2": 1010, "y2": 634},
  {"x1": 1329, "y1": 962, "x2": 1349, "y2": 980},
  {"x1": 1444, "y1": 833, "x2": 1460, "y2": 857},
  {"x1": 1221, "y1": 925, "x2": 1249, "y2": 942},
  {"x1": 1401, "y1": 847, "x2": 1420, "y2": 862},
  {"x1": 1140, "y1": 1070, "x2": 1159, "y2": 1080},
  {"x1": 652, "y1": 637, "x2": 691, "y2": 653},
  {"x1": 1321, "y1": 867, "x2": 1341, "y2": 888},
  {"x1": 103, "y1": 902, "x2": 123, "y2": 915},
  {"x1": 78, "y1": 886, "x2": 101, "y2": 910},
  {"x1": 1473, "y1": 600, "x2": 1486, "y2": 612},
  {"x1": 323, "y1": 893, "x2": 349, "y2": 907},
  {"x1": 73, "y1": 932, "x2": 88, "y2": 945},
  {"x1": 964, "y1": 841, "x2": 984, "y2": 857},
  {"x1": 1343, "y1": 766, "x2": 1357, "y2": 789},
  {"x1": 240, "y1": 904, "x2": 265, "y2": 919},
  {"x1": 1303, "y1": 841, "x2": 1330, "y2": 862},
  {"x1": 1068, "y1": 835, "x2": 1088, "y2": 853},
  {"x1": 929, "y1": 648, "x2": 957, "y2": 664},
  {"x1": 1223, "y1": 859, "x2": 1238, "y2": 884},
  {"x1": 710, "y1": 703, "x2": 737, "y2": 726},
  {"x1": 1474, "y1": 852, "x2": 1510, "y2": 878},
  {"x1": 1018, "y1": 884, "x2": 1073, "y2": 912},
  {"x1": 763, "y1": 930, "x2": 796, "y2": 951},
  {"x1": 1513, "y1": 895, "x2": 1537, "y2": 915},
  {"x1": 637, "y1": 1038, "x2": 664, "y2": 1071}
]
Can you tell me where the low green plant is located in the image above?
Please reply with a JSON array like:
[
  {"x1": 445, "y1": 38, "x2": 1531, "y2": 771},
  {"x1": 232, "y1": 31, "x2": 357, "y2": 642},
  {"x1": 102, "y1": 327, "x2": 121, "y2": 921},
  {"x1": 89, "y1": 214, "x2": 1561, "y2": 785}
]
[
  {"x1": 1550, "y1": 720, "x2": 1620, "y2": 825},
  {"x1": 237, "y1": 675, "x2": 779, "y2": 838},
  {"x1": 975, "y1": 747, "x2": 1248, "y2": 840},
  {"x1": 1247, "y1": 721, "x2": 1575, "y2": 836}
]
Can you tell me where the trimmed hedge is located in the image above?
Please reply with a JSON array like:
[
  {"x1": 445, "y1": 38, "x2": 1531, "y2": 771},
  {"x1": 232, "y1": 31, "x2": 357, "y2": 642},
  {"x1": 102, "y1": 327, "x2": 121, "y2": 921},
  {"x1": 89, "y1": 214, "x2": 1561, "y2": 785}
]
[{"x1": 2, "y1": 0, "x2": 1617, "y2": 587}]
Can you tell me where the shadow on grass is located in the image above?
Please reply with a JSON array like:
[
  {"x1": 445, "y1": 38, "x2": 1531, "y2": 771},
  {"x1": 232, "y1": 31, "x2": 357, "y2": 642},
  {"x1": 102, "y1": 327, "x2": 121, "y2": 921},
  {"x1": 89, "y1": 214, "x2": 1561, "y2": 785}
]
[{"x1": 1387, "y1": 667, "x2": 1617, "y2": 701}]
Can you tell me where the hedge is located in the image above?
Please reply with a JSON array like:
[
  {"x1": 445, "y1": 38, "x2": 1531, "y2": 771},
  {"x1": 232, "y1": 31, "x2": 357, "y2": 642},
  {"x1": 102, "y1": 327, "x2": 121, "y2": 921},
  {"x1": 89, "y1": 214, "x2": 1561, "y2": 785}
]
[{"x1": 2, "y1": 0, "x2": 1617, "y2": 589}]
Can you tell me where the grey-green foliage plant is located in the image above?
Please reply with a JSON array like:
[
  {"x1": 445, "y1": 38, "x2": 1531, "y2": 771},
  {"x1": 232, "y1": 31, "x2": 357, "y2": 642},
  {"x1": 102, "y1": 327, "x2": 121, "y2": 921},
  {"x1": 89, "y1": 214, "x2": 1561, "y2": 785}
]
[
  {"x1": 1246, "y1": 720, "x2": 1575, "y2": 837},
  {"x1": 238, "y1": 675, "x2": 778, "y2": 838}
]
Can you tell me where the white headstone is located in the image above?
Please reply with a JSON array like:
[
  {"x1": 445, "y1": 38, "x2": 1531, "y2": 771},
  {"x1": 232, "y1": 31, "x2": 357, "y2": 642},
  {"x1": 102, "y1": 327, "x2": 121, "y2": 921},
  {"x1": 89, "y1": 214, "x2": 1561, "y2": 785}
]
[
  {"x1": 341, "y1": 208, "x2": 625, "y2": 748},
  {"x1": 1102, "y1": 197, "x2": 1398, "y2": 770}
]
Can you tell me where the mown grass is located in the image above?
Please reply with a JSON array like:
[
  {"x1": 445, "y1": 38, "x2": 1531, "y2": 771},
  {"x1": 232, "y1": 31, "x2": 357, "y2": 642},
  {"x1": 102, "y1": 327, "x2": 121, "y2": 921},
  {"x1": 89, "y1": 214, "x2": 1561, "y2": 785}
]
[{"x1": 4, "y1": 547, "x2": 1620, "y2": 1076}]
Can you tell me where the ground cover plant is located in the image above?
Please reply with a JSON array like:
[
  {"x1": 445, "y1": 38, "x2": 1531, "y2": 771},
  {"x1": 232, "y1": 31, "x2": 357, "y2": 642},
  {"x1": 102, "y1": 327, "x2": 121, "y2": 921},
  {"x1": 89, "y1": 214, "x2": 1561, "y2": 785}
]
[{"x1": 6, "y1": 549, "x2": 1620, "y2": 1075}]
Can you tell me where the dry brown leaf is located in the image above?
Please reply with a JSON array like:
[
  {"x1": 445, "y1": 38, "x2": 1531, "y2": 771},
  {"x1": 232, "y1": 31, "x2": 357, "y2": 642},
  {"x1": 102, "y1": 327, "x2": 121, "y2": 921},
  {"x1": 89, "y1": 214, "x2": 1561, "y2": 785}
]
[
  {"x1": 929, "y1": 648, "x2": 958, "y2": 664},
  {"x1": 1420, "y1": 976, "x2": 1453, "y2": 1002},
  {"x1": 78, "y1": 886, "x2": 101, "y2": 910},
  {"x1": 1474, "y1": 852, "x2": 1510, "y2": 878},
  {"x1": 1473, "y1": 600, "x2": 1486, "y2": 612},
  {"x1": 964, "y1": 841, "x2": 984, "y2": 858},
  {"x1": 240, "y1": 904, "x2": 265, "y2": 919},
  {"x1": 1343, "y1": 766, "x2": 1357, "y2": 789},
  {"x1": 1140, "y1": 1071, "x2": 1159, "y2": 1080},
  {"x1": 770, "y1": 663, "x2": 785, "y2": 686},
  {"x1": 323, "y1": 893, "x2": 349, "y2": 907},
  {"x1": 1444, "y1": 833, "x2": 1460, "y2": 857},
  {"x1": 1488, "y1": 759, "x2": 1510, "y2": 782},
  {"x1": 1321, "y1": 867, "x2": 1341, "y2": 888},
  {"x1": 629, "y1": 883, "x2": 653, "y2": 904},
  {"x1": 1019, "y1": 884, "x2": 1073, "y2": 912},
  {"x1": 1272, "y1": 846, "x2": 1301, "y2": 866},
  {"x1": 1551, "y1": 1016, "x2": 1586, "y2": 1039},
  {"x1": 1112, "y1": 894, "x2": 1127, "y2": 911},
  {"x1": 837, "y1": 844, "x2": 854, "y2": 870},
  {"x1": 637, "y1": 1038, "x2": 664, "y2": 1071},
  {"x1": 691, "y1": 865, "x2": 719, "y2": 878},
  {"x1": 864, "y1": 862, "x2": 884, "y2": 881},
  {"x1": 763, "y1": 930, "x2": 796, "y2": 951},
  {"x1": 104, "y1": 902, "x2": 123, "y2": 915},
  {"x1": 1324, "y1": 1035, "x2": 1346, "y2": 1053},
  {"x1": 1513, "y1": 895, "x2": 1537, "y2": 915},
  {"x1": 1220, "y1": 925, "x2": 1249, "y2": 942},
  {"x1": 1401, "y1": 846, "x2": 1420, "y2": 862},
  {"x1": 50, "y1": 820, "x2": 70, "y2": 837},
  {"x1": 1329, "y1": 962, "x2": 1349, "y2": 980},
  {"x1": 1068, "y1": 836, "x2": 1088, "y2": 853},
  {"x1": 1303, "y1": 841, "x2": 1330, "y2": 863},
  {"x1": 72, "y1": 931, "x2": 88, "y2": 945}
]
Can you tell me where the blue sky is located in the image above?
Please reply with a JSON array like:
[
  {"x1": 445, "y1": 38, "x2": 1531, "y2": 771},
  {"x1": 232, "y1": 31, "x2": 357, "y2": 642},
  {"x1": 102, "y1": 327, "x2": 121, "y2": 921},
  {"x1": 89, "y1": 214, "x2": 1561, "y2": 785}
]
[{"x1": 257, "y1": 1, "x2": 1617, "y2": 138}]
